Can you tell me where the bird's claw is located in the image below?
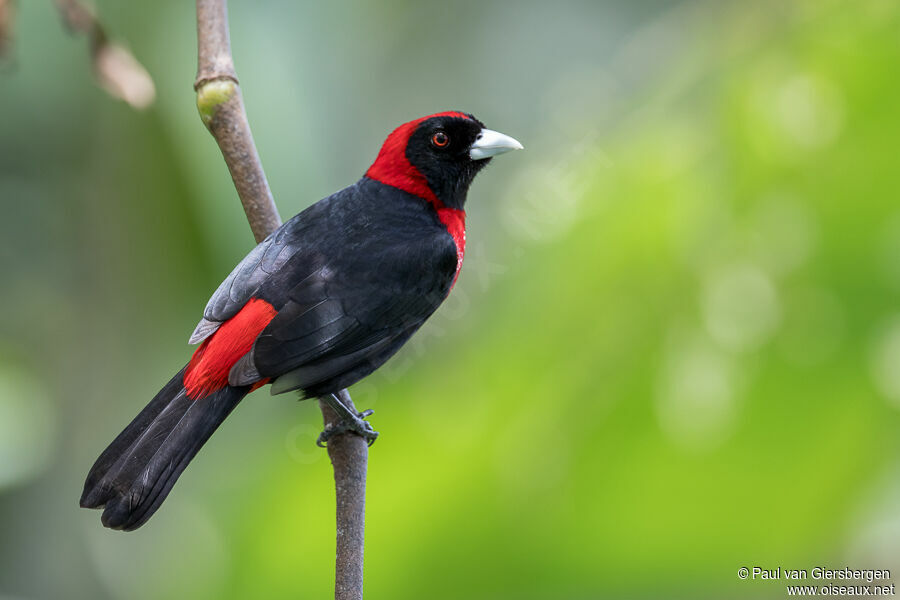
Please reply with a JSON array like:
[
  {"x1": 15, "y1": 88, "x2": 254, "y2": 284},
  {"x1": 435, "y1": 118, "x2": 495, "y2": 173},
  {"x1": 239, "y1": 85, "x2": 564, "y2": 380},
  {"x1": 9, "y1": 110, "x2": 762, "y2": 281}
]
[{"x1": 316, "y1": 409, "x2": 379, "y2": 447}]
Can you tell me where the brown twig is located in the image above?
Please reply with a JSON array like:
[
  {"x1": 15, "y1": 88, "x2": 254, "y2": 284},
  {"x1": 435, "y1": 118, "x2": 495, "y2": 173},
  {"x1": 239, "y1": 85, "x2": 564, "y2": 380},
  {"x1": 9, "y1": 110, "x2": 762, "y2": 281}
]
[
  {"x1": 320, "y1": 391, "x2": 369, "y2": 600},
  {"x1": 0, "y1": 0, "x2": 15, "y2": 60},
  {"x1": 194, "y1": 0, "x2": 280, "y2": 243},
  {"x1": 54, "y1": 0, "x2": 155, "y2": 109},
  {"x1": 194, "y1": 2, "x2": 367, "y2": 598}
]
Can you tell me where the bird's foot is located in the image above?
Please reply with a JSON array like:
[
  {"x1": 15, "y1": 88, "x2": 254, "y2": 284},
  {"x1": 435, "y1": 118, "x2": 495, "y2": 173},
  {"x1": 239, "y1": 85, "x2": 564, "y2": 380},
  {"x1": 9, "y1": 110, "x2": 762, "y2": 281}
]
[
  {"x1": 317, "y1": 394, "x2": 379, "y2": 447},
  {"x1": 316, "y1": 411, "x2": 378, "y2": 447}
]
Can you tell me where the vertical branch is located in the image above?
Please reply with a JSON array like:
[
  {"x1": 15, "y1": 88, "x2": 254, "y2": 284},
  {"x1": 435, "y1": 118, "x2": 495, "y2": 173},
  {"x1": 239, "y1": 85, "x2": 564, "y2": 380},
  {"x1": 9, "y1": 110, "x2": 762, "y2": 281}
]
[
  {"x1": 194, "y1": 0, "x2": 281, "y2": 243},
  {"x1": 194, "y1": 2, "x2": 368, "y2": 598},
  {"x1": 321, "y1": 391, "x2": 368, "y2": 600}
]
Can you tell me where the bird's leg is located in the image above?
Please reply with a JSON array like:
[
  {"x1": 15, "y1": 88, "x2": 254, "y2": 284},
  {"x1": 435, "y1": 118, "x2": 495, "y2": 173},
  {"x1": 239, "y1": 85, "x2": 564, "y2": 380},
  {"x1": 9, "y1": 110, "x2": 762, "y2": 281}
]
[{"x1": 317, "y1": 390, "x2": 379, "y2": 447}]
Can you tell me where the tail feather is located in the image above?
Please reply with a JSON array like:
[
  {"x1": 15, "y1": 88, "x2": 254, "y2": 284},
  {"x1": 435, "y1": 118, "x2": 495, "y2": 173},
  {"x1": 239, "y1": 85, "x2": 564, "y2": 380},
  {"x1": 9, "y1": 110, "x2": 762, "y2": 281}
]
[
  {"x1": 81, "y1": 368, "x2": 247, "y2": 531},
  {"x1": 81, "y1": 369, "x2": 187, "y2": 502}
]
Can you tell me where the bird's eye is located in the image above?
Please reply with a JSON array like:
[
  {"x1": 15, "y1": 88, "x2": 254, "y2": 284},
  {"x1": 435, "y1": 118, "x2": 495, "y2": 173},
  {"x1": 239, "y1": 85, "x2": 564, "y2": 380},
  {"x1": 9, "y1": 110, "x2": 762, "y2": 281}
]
[{"x1": 431, "y1": 132, "x2": 450, "y2": 148}]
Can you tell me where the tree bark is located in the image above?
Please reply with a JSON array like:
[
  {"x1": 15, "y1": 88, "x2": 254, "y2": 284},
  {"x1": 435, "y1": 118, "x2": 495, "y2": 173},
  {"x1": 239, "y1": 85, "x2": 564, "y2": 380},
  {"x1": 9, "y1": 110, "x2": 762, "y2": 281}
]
[
  {"x1": 320, "y1": 390, "x2": 368, "y2": 600},
  {"x1": 194, "y1": 2, "x2": 367, "y2": 598},
  {"x1": 194, "y1": 0, "x2": 280, "y2": 243}
]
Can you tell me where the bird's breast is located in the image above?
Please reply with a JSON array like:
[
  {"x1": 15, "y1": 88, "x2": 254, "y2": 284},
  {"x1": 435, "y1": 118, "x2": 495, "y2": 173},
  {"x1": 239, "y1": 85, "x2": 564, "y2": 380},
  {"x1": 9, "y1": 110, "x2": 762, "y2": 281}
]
[{"x1": 436, "y1": 208, "x2": 466, "y2": 284}]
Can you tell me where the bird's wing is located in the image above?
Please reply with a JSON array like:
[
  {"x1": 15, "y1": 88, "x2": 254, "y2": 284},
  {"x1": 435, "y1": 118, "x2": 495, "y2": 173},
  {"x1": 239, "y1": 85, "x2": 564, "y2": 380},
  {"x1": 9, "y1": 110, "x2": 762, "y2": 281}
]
[
  {"x1": 248, "y1": 230, "x2": 458, "y2": 395},
  {"x1": 188, "y1": 213, "x2": 318, "y2": 344}
]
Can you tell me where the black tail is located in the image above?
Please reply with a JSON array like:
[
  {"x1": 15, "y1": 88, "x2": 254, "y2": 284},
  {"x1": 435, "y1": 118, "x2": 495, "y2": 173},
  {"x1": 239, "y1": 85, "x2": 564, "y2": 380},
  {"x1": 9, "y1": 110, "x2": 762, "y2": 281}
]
[{"x1": 80, "y1": 368, "x2": 247, "y2": 531}]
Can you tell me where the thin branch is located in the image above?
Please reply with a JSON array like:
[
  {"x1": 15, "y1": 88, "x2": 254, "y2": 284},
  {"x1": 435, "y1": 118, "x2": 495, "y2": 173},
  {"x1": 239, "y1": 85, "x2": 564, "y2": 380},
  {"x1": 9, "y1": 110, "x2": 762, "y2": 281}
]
[
  {"x1": 0, "y1": 0, "x2": 14, "y2": 61},
  {"x1": 320, "y1": 391, "x2": 368, "y2": 600},
  {"x1": 194, "y1": 0, "x2": 280, "y2": 243},
  {"x1": 54, "y1": 0, "x2": 155, "y2": 109},
  {"x1": 194, "y1": 2, "x2": 367, "y2": 598}
]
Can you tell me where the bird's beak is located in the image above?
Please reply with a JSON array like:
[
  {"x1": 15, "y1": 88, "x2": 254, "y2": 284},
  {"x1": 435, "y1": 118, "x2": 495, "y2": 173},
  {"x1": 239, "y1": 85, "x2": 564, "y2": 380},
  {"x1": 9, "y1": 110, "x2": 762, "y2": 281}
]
[{"x1": 469, "y1": 128, "x2": 524, "y2": 160}]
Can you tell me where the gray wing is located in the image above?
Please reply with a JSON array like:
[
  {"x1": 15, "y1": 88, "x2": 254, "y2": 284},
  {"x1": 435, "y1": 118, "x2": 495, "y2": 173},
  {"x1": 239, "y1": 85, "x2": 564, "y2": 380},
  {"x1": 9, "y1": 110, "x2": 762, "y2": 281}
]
[{"x1": 188, "y1": 226, "x2": 302, "y2": 344}]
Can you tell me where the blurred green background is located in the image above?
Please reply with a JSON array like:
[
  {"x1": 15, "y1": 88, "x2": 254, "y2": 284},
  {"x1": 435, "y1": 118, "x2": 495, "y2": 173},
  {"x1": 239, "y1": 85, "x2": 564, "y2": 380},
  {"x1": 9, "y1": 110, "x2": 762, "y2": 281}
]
[{"x1": 3, "y1": 0, "x2": 900, "y2": 598}]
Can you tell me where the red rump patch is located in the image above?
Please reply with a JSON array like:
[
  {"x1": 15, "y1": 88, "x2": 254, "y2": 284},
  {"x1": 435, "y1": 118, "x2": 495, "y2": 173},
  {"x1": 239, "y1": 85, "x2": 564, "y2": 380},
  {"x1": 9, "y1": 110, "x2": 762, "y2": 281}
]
[
  {"x1": 366, "y1": 111, "x2": 471, "y2": 281},
  {"x1": 183, "y1": 298, "x2": 277, "y2": 399}
]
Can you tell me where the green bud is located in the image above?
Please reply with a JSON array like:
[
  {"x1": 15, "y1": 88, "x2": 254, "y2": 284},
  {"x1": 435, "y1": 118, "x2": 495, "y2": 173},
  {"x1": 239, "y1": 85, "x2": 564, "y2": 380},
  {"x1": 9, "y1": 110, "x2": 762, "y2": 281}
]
[{"x1": 196, "y1": 79, "x2": 236, "y2": 126}]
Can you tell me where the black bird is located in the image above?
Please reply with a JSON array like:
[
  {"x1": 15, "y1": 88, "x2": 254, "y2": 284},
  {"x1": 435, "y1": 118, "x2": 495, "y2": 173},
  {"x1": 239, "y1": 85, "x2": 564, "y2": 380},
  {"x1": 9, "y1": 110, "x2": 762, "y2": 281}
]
[{"x1": 80, "y1": 111, "x2": 522, "y2": 530}]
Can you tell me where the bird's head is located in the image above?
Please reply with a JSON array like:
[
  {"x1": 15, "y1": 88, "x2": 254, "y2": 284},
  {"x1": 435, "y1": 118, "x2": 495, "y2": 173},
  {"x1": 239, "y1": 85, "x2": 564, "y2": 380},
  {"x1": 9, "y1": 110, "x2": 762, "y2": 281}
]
[{"x1": 366, "y1": 111, "x2": 523, "y2": 210}]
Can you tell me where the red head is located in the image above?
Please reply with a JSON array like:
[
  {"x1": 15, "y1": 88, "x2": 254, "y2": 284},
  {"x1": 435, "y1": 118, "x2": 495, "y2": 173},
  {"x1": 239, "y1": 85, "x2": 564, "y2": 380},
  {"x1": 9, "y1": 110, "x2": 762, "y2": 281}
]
[{"x1": 366, "y1": 111, "x2": 522, "y2": 211}]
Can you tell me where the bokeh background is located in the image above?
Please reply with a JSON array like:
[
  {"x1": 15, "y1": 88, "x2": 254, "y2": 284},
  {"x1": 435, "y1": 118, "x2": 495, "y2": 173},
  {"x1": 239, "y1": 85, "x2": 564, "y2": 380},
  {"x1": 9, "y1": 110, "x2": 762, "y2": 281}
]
[{"x1": 2, "y1": 0, "x2": 900, "y2": 598}]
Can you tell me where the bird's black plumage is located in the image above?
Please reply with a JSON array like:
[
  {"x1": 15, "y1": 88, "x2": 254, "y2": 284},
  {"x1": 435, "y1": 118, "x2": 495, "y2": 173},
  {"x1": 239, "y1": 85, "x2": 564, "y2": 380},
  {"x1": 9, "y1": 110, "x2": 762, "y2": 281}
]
[
  {"x1": 81, "y1": 112, "x2": 520, "y2": 530},
  {"x1": 241, "y1": 177, "x2": 459, "y2": 396}
]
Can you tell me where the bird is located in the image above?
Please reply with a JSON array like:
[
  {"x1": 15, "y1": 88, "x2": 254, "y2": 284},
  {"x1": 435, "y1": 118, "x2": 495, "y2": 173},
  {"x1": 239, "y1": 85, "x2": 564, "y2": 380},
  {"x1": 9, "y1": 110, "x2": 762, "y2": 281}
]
[{"x1": 80, "y1": 111, "x2": 522, "y2": 531}]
